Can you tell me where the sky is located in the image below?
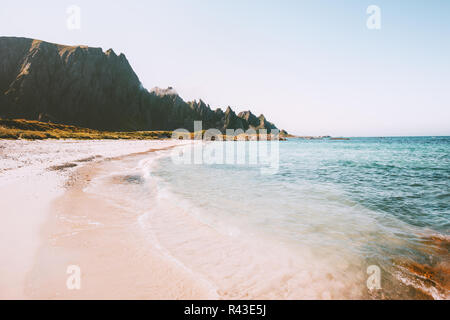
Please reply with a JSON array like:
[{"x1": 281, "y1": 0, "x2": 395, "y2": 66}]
[{"x1": 1, "y1": 0, "x2": 449, "y2": 136}]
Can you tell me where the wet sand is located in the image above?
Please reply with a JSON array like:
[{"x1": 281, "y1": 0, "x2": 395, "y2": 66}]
[
  {"x1": 18, "y1": 141, "x2": 366, "y2": 300},
  {"x1": 1, "y1": 140, "x2": 448, "y2": 300},
  {"x1": 27, "y1": 152, "x2": 214, "y2": 299},
  {"x1": 0, "y1": 140, "x2": 204, "y2": 299}
]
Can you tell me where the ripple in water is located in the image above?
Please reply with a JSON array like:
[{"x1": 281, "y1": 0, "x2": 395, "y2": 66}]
[{"x1": 148, "y1": 137, "x2": 449, "y2": 299}]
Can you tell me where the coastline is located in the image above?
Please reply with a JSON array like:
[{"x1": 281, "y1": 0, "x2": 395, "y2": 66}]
[
  {"x1": 1, "y1": 138, "x2": 448, "y2": 300},
  {"x1": 0, "y1": 139, "x2": 207, "y2": 299},
  {"x1": 3, "y1": 139, "x2": 365, "y2": 300}
]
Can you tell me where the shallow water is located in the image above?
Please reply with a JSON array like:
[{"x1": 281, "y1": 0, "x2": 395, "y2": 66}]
[{"x1": 86, "y1": 137, "x2": 450, "y2": 299}]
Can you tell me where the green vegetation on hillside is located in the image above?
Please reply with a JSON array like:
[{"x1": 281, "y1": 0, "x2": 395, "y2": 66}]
[
  {"x1": 0, "y1": 119, "x2": 287, "y2": 141},
  {"x1": 0, "y1": 119, "x2": 174, "y2": 140}
]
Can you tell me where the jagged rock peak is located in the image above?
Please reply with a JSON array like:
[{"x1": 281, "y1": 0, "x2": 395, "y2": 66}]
[
  {"x1": 150, "y1": 86, "x2": 178, "y2": 96},
  {"x1": 225, "y1": 106, "x2": 234, "y2": 114},
  {"x1": 106, "y1": 48, "x2": 116, "y2": 56},
  {"x1": 0, "y1": 36, "x2": 279, "y2": 133}
]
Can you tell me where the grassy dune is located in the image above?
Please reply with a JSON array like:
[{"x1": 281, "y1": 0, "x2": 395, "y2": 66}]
[
  {"x1": 0, "y1": 119, "x2": 286, "y2": 141},
  {"x1": 0, "y1": 119, "x2": 174, "y2": 140}
]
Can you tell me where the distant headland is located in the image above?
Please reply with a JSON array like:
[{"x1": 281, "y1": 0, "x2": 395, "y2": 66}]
[{"x1": 0, "y1": 37, "x2": 280, "y2": 134}]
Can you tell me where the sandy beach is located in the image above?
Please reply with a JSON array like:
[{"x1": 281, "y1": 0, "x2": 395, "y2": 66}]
[
  {"x1": 0, "y1": 139, "x2": 366, "y2": 300},
  {"x1": 0, "y1": 139, "x2": 214, "y2": 299},
  {"x1": 1, "y1": 139, "x2": 448, "y2": 300}
]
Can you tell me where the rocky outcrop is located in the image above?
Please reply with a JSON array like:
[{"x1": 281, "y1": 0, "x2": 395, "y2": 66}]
[
  {"x1": 237, "y1": 111, "x2": 277, "y2": 132},
  {"x1": 393, "y1": 234, "x2": 450, "y2": 300},
  {"x1": 0, "y1": 37, "x2": 279, "y2": 133}
]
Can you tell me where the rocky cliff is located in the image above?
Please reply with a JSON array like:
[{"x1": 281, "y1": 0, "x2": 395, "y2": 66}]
[{"x1": 0, "y1": 37, "x2": 278, "y2": 133}]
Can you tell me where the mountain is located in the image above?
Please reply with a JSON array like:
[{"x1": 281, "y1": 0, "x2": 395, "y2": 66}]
[{"x1": 0, "y1": 37, "x2": 278, "y2": 133}]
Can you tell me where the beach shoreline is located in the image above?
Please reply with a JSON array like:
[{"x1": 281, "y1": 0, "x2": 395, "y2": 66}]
[
  {"x1": 1, "y1": 139, "x2": 448, "y2": 300},
  {"x1": 0, "y1": 139, "x2": 210, "y2": 299},
  {"x1": 1, "y1": 139, "x2": 365, "y2": 300}
]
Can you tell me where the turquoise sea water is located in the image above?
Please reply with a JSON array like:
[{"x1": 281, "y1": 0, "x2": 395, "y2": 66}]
[{"x1": 145, "y1": 137, "x2": 449, "y2": 299}]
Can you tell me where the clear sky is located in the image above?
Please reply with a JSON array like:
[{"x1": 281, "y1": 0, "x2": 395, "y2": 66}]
[{"x1": 1, "y1": 0, "x2": 449, "y2": 136}]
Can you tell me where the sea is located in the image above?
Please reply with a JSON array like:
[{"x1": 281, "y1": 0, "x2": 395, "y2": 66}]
[{"x1": 87, "y1": 136, "x2": 450, "y2": 299}]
